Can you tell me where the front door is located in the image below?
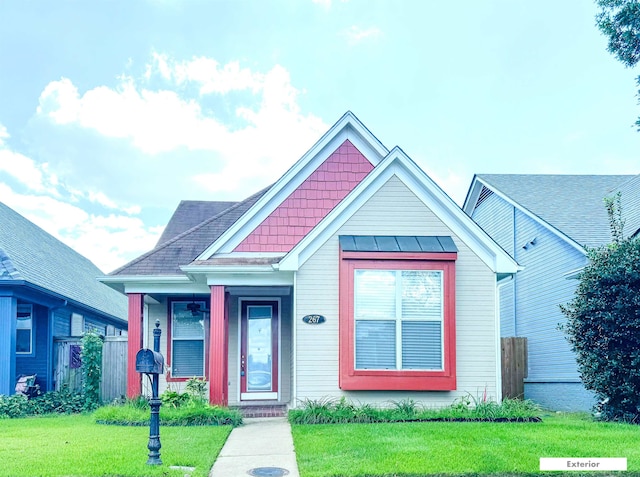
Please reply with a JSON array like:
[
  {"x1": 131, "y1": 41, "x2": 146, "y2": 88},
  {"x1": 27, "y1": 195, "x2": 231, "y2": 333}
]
[{"x1": 240, "y1": 300, "x2": 279, "y2": 400}]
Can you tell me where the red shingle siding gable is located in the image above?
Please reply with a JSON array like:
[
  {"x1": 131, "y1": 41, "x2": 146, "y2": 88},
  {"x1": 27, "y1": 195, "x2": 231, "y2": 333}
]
[{"x1": 234, "y1": 140, "x2": 374, "y2": 252}]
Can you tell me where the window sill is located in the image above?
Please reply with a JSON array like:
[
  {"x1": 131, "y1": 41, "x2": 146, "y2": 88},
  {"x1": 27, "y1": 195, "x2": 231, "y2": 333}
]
[{"x1": 340, "y1": 370, "x2": 456, "y2": 391}]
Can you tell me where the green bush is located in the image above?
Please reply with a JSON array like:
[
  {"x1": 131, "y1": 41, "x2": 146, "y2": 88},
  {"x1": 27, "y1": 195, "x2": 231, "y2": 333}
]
[
  {"x1": 160, "y1": 390, "x2": 190, "y2": 408},
  {"x1": 288, "y1": 396, "x2": 542, "y2": 425},
  {"x1": 561, "y1": 194, "x2": 640, "y2": 422},
  {"x1": 94, "y1": 398, "x2": 243, "y2": 426},
  {"x1": 0, "y1": 394, "x2": 30, "y2": 418},
  {"x1": 81, "y1": 331, "x2": 103, "y2": 411},
  {"x1": 0, "y1": 388, "x2": 85, "y2": 418}
]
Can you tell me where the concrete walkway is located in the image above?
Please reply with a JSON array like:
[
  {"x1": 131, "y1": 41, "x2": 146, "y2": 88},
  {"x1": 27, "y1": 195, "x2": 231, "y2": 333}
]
[{"x1": 209, "y1": 417, "x2": 300, "y2": 477}]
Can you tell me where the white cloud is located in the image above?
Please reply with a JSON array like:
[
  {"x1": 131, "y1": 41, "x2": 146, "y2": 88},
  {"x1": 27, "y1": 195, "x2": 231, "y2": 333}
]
[
  {"x1": 149, "y1": 53, "x2": 263, "y2": 95},
  {"x1": 343, "y1": 25, "x2": 382, "y2": 45},
  {"x1": 0, "y1": 183, "x2": 161, "y2": 273},
  {"x1": 0, "y1": 148, "x2": 58, "y2": 195},
  {"x1": 36, "y1": 55, "x2": 328, "y2": 197}
]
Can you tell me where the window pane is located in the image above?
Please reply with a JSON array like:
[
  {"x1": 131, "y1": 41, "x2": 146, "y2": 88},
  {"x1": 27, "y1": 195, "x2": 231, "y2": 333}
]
[
  {"x1": 16, "y1": 329, "x2": 31, "y2": 353},
  {"x1": 173, "y1": 314, "x2": 204, "y2": 339},
  {"x1": 355, "y1": 320, "x2": 395, "y2": 369},
  {"x1": 402, "y1": 271, "x2": 442, "y2": 320},
  {"x1": 172, "y1": 340, "x2": 204, "y2": 377},
  {"x1": 402, "y1": 321, "x2": 442, "y2": 369},
  {"x1": 355, "y1": 270, "x2": 396, "y2": 320},
  {"x1": 16, "y1": 305, "x2": 32, "y2": 354}
]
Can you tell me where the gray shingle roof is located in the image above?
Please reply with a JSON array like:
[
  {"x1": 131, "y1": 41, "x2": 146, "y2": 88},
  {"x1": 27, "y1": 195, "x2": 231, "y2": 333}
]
[
  {"x1": 111, "y1": 186, "x2": 270, "y2": 276},
  {"x1": 610, "y1": 174, "x2": 640, "y2": 238},
  {"x1": 477, "y1": 174, "x2": 636, "y2": 248},
  {"x1": 157, "y1": 200, "x2": 237, "y2": 246},
  {"x1": 0, "y1": 202, "x2": 127, "y2": 321}
]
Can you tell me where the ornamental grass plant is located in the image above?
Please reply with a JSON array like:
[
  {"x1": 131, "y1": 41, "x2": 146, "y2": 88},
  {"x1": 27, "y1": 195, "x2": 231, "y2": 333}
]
[
  {"x1": 288, "y1": 395, "x2": 542, "y2": 424},
  {"x1": 94, "y1": 397, "x2": 243, "y2": 426}
]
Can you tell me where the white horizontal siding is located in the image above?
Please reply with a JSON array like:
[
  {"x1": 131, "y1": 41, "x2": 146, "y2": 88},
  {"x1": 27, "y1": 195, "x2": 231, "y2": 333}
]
[{"x1": 295, "y1": 175, "x2": 498, "y2": 407}]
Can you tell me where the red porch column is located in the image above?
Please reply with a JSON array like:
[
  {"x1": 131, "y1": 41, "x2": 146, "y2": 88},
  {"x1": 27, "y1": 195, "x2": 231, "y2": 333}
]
[
  {"x1": 126, "y1": 293, "x2": 144, "y2": 398},
  {"x1": 208, "y1": 286, "x2": 227, "y2": 405}
]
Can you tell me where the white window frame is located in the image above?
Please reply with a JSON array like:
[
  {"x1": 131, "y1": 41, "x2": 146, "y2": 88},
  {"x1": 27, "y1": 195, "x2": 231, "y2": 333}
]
[
  {"x1": 353, "y1": 269, "x2": 444, "y2": 371},
  {"x1": 16, "y1": 304, "x2": 34, "y2": 355},
  {"x1": 170, "y1": 301, "x2": 206, "y2": 378}
]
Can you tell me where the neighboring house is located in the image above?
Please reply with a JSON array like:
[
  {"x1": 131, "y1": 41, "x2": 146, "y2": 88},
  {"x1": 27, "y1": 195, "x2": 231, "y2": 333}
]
[
  {"x1": 0, "y1": 202, "x2": 128, "y2": 396},
  {"x1": 101, "y1": 112, "x2": 519, "y2": 412},
  {"x1": 464, "y1": 174, "x2": 639, "y2": 411}
]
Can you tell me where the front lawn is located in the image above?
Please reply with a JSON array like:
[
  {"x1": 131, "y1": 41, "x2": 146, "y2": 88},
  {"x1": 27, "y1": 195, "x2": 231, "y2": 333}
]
[
  {"x1": 0, "y1": 414, "x2": 231, "y2": 477},
  {"x1": 292, "y1": 413, "x2": 640, "y2": 477}
]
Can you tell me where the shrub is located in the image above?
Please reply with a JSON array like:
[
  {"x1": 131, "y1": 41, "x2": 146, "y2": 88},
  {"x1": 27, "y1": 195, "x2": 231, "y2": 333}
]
[
  {"x1": 185, "y1": 377, "x2": 207, "y2": 403},
  {"x1": 94, "y1": 398, "x2": 243, "y2": 426},
  {"x1": 0, "y1": 394, "x2": 30, "y2": 418},
  {"x1": 0, "y1": 387, "x2": 85, "y2": 418},
  {"x1": 81, "y1": 331, "x2": 103, "y2": 411},
  {"x1": 161, "y1": 390, "x2": 190, "y2": 408},
  {"x1": 561, "y1": 194, "x2": 640, "y2": 422},
  {"x1": 288, "y1": 397, "x2": 542, "y2": 425}
]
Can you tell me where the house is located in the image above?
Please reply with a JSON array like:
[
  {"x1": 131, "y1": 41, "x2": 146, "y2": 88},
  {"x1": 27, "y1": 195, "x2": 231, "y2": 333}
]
[
  {"x1": 101, "y1": 112, "x2": 519, "y2": 412},
  {"x1": 0, "y1": 202, "x2": 128, "y2": 396},
  {"x1": 464, "y1": 174, "x2": 640, "y2": 411}
]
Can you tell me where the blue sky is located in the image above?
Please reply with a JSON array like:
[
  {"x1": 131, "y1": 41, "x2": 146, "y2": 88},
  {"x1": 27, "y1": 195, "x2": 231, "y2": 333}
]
[{"x1": 0, "y1": 0, "x2": 637, "y2": 273}]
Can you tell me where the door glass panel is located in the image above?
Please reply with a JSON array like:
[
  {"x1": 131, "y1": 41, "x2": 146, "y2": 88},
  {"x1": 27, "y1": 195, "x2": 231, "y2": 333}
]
[{"x1": 247, "y1": 306, "x2": 272, "y2": 392}]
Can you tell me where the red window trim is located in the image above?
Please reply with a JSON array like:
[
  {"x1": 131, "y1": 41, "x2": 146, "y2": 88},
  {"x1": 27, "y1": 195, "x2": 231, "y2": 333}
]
[
  {"x1": 166, "y1": 297, "x2": 209, "y2": 382},
  {"x1": 339, "y1": 251, "x2": 457, "y2": 391}
]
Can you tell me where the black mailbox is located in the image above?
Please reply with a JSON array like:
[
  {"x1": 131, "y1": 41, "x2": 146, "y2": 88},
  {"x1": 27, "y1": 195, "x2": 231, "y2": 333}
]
[{"x1": 135, "y1": 349, "x2": 164, "y2": 375}]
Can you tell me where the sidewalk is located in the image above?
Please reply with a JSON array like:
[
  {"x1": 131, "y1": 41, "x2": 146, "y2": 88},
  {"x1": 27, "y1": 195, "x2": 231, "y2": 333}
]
[{"x1": 209, "y1": 417, "x2": 300, "y2": 477}]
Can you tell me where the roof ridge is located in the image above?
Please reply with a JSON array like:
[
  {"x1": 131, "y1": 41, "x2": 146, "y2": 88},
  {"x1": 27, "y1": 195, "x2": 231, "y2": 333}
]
[{"x1": 110, "y1": 185, "x2": 272, "y2": 275}]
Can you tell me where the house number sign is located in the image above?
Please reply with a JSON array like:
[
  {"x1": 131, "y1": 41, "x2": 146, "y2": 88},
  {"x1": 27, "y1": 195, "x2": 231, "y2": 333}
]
[{"x1": 302, "y1": 314, "x2": 326, "y2": 325}]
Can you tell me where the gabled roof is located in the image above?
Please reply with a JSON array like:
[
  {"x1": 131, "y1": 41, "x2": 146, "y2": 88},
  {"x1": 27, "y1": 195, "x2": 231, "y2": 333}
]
[
  {"x1": 157, "y1": 200, "x2": 237, "y2": 246},
  {"x1": 0, "y1": 202, "x2": 127, "y2": 321},
  {"x1": 463, "y1": 174, "x2": 636, "y2": 250},
  {"x1": 197, "y1": 111, "x2": 389, "y2": 259},
  {"x1": 109, "y1": 186, "x2": 269, "y2": 276},
  {"x1": 278, "y1": 147, "x2": 520, "y2": 274}
]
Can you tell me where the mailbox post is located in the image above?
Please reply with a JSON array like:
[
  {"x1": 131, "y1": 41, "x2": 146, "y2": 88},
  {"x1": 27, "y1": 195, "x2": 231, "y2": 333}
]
[{"x1": 135, "y1": 320, "x2": 164, "y2": 465}]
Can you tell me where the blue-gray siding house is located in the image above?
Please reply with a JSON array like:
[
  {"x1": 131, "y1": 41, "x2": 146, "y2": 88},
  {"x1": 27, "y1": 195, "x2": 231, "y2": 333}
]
[
  {"x1": 0, "y1": 202, "x2": 127, "y2": 396},
  {"x1": 464, "y1": 174, "x2": 639, "y2": 411}
]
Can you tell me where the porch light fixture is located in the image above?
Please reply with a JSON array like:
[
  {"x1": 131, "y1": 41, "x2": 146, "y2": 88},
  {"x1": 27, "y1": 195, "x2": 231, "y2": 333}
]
[{"x1": 186, "y1": 295, "x2": 209, "y2": 316}]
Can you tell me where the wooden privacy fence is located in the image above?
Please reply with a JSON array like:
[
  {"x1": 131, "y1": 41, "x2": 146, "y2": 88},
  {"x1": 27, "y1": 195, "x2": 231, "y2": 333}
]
[
  {"x1": 53, "y1": 336, "x2": 128, "y2": 402},
  {"x1": 501, "y1": 337, "x2": 528, "y2": 399}
]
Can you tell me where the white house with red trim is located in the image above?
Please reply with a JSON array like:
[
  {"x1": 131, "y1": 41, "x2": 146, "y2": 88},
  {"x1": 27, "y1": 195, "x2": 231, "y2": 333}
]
[{"x1": 101, "y1": 112, "x2": 519, "y2": 413}]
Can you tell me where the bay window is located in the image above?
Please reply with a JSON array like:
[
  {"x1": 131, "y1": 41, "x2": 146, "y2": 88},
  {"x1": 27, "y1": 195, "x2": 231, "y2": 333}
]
[
  {"x1": 355, "y1": 270, "x2": 443, "y2": 370},
  {"x1": 339, "y1": 236, "x2": 457, "y2": 391}
]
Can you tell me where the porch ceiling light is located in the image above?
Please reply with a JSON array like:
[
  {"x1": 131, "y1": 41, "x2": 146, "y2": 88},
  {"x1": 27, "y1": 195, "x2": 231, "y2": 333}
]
[{"x1": 187, "y1": 295, "x2": 209, "y2": 316}]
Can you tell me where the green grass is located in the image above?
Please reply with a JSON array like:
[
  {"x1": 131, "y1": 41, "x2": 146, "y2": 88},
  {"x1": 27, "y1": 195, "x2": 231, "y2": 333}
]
[
  {"x1": 94, "y1": 399, "x2": 243, "y2": 426},
  {"x1": 292, "y1": 413, "x2": 640, "y2": 477},
  {"x1": 0, "y1": 414, "x2": 231, "y2": 477}
]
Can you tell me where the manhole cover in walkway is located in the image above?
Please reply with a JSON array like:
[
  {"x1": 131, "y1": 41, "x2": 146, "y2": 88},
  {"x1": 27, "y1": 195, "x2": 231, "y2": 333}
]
[{"x1": 247, "y1": 467, "x2": 289, "y2": 477}]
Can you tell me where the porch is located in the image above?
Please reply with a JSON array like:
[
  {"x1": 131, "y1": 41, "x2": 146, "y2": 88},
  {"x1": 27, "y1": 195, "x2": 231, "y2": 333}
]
[{"x1": 127, "y1": 286, "x2": 293, "y2": 409}]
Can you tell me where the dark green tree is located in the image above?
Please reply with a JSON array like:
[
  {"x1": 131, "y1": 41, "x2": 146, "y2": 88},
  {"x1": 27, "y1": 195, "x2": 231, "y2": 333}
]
[
  {"x1": 560, "y1": 196, "x2": 640, "y2": 421},
  {"x1": 596, "y1": 0, "x2": 640, "y2": 129}
]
